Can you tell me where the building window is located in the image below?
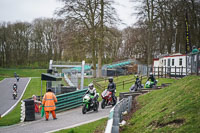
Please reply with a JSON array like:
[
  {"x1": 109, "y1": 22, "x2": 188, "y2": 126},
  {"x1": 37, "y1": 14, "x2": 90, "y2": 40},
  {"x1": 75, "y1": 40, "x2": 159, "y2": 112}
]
[
  {"x1": 179, "y1": 58, "x2": 182, "y2": 66},
  {"x1": 164, "y1": 59, "x2": 166, "y2": 66},
  {"x1": 172, "y1": 59, "x2": 174, "y2": 66},
  {"x1": 168, "y1": 59, "x2": 170, "y2": 66}
]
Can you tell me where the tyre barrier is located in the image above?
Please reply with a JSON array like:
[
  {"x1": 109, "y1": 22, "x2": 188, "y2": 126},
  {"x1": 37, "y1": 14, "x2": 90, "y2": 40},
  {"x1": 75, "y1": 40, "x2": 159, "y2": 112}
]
[
  {"x1": 105, "y1": 96, "x2": 132, "y2": 133},
  {"x1": 61, "y1": 86, "x2": 77, "y2": 94},
  {"x1": 55, "y1": 88, "x2": 87, "y2": 112},
  {"x1": 20, "y1": 100, "x2": 25, "y2": 122},
  {"x1": 23, "y1": 99, "x2": 35, "y2": 121}
]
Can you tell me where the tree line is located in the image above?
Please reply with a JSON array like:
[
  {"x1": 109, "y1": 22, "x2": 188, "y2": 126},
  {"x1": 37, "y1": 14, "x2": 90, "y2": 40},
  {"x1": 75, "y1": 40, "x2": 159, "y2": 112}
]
[
  {"x1": 124, "y1": 0, "x2": 200, "y2": 65},
  {"x1": 0, "y1": 0, "x2": 200, "y2": 77}
]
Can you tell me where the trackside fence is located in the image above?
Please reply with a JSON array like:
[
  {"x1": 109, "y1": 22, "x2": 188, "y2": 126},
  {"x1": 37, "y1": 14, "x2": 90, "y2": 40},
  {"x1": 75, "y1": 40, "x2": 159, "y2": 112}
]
[
  {"x1": 105, "y1": 96, "x2": 133, "y2": 133},
  {"x1": 55, "y1": 89, "x2": 87, "y2": 112}
]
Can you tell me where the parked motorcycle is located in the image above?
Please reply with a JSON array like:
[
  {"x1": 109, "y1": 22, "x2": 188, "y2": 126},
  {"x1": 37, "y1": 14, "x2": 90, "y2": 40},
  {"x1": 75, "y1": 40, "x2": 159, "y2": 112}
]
[
  {"x1": 101, "y1": 89, "x2": 117, "y2": 109},
  {"x1": 129, "y1": 78, "x2": 144, "y2": 92},
  {"x1": 145, "y1": 80, "x2": 158, "y2": 88},
  {"x1": 82, "y1": 93, "x2": 99, "y2": 114}
]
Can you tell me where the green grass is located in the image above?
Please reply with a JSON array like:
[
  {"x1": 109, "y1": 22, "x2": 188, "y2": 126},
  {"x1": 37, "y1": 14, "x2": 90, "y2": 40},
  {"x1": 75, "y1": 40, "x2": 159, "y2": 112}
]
[
  {"x1": 0, "y1": 68, "x2": 46, "y2": 78},
  {"x1": 55, "y1": 118, "x2": 107, "y2": 133},
  {"x1": 121, "y1": 76, "x2": 200, "y2": 133},
  {"x1": 0, "y1": 78, "x2": 46, "y2": 126}
]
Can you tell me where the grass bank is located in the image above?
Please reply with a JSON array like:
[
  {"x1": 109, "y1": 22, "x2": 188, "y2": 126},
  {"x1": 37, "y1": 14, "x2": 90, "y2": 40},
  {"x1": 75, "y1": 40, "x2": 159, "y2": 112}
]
[{"x1": 121, "y1": 76, "x2": 200, "y2": 133}]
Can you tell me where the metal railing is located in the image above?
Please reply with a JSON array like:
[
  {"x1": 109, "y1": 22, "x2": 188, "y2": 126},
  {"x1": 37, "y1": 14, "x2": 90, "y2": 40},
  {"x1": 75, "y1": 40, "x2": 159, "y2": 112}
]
[
  {"x1": 105, "y1": 96, "x2": 133, "y2": 133},
  {"x1": 55, "y1": 89, "x2": 87, "y2": 112}
]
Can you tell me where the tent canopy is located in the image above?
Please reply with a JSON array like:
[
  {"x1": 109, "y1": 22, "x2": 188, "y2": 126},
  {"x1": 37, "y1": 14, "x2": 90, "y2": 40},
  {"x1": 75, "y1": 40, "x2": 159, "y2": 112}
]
[{"x1": 41, "y1": 73, "x2": 62, "y2": 81}]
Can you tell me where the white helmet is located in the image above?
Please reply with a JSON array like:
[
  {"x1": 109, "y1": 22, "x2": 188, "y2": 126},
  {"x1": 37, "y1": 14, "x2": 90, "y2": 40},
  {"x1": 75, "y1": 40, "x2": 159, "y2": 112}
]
[{"x1": 88, "y1": 83, "x2": 94, "y2": 89}]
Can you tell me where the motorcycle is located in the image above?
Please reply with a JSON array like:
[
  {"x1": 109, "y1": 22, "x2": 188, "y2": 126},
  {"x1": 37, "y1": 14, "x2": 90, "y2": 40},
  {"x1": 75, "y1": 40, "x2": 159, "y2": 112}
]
[
  {"x1": 82, "y1": 93, "x2": 99, "y2": 114},
  {"x1": 145, "y1": 80, "x2": 158, "y2": 88},
  {"x1": 101, "y1": 89, "x2": 117, "y2": 109},
  {"x1": 129, "y1": 79, "x2": 144, "y2": 92},
  {"x1": 16, "y1": 76, "x2": 20, "y2": 82},
  {"x1": 13, "y1": 86, "x2": 17, "y2": 100}
]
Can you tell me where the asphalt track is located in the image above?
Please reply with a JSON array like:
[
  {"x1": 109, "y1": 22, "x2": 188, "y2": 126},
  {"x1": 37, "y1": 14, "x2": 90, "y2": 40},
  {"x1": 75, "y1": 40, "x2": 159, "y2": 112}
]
[
  {"x1": 0, "y1": 78, "x2": 111, "y2": 133},
  {"x1": 0, "y1": 105, "x2": 111, "y2": 133},
  {"x1": 0, "y1": 78, "x2": 30, "y2": 117}
]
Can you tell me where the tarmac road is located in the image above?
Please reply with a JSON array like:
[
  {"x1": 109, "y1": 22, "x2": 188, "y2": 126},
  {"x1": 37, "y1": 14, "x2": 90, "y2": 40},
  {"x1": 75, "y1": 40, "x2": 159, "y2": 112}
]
[
  {"x1": 0, "y1": 78, "x2": 30, "y2": 117},
  {"x1": 0, "y1": 105, "x2": 111, "y2": 133}
]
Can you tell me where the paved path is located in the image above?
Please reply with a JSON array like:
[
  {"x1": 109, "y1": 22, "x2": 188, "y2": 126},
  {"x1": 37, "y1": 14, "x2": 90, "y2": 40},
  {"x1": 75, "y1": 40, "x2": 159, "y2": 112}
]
[
  {"x1": 0, "y1": 105, "x2": 111, "y2": 133},
  {"x1": 0, "y1": 78, "x2": 30, "y2": 117}
]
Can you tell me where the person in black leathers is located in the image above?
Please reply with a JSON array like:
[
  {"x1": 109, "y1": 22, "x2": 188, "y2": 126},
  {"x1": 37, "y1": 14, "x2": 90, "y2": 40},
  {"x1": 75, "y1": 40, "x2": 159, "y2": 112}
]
[{"x1": 107, "y1": 77, "x2": 116, "y2": 103}]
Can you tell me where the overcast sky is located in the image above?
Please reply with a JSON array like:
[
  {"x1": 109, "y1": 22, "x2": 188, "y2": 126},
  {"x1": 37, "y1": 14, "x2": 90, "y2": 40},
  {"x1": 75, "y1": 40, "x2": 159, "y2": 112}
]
[{"x1": 0, "y1": 0, "x2": 137, "y2": 29}]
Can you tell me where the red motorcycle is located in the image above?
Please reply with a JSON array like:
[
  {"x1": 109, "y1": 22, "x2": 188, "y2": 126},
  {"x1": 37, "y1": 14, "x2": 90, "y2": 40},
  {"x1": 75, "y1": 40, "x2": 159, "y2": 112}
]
[{"x1": 101, "y1": 89, "x2": 117, "y2": 109}]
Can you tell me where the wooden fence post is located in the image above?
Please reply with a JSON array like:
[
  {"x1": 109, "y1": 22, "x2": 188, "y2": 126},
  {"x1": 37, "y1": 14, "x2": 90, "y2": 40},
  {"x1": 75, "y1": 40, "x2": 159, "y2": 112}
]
[
  {"x1": 123, "y1": 81, "x2": 124, "y2": 90},
  {"x1": 181, "y1": 66, "x2": 183, "y2": 77},
  {"x1": 175, "y1": 66, "x2": 177, "y2": 78}
]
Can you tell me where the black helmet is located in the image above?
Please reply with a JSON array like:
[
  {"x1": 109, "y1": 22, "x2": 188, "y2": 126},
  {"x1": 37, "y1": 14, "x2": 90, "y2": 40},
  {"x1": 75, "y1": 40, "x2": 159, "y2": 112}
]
[
  {"x1": 47, "y1": 88, "x2": 52, "y2": 92},
  {"x1": 108, "y1": 77, "x2": 113, "y2": 83}
]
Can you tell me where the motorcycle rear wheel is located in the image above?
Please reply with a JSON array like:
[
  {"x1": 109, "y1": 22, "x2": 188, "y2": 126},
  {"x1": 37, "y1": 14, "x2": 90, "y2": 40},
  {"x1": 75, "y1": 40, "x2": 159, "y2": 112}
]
[
  {"x1": 112, "y1": 97, "x2": 117, "y2": 106},
  {"x1": 13, "y1": 94, "x2": 16, "y2": 100}
]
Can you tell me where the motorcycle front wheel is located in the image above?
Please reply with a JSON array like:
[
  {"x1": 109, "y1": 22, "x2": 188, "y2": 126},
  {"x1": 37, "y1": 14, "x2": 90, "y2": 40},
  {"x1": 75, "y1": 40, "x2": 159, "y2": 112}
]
[
  {"x1": 82, "y1": 104, "x2": 87, "y2": 114},
  {"x1": 101, "y1": 99, "x2": 106, "y2": 109}
]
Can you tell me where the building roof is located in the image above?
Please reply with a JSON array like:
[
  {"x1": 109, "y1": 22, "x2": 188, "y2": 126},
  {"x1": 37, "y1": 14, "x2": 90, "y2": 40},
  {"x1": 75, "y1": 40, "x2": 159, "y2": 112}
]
[{"x1": 41, "y1": 73, "x2": 62, "y2": 81}]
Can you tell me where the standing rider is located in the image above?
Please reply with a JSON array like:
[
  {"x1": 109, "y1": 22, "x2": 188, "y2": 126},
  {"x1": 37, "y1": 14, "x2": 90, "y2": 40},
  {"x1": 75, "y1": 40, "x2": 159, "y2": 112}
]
[
  {"x1": 85, "y1": 83, "x2": 97, "y2": 105},
  {"x1": 107, "y1": 77, "x2": 116, "y2": 103}
]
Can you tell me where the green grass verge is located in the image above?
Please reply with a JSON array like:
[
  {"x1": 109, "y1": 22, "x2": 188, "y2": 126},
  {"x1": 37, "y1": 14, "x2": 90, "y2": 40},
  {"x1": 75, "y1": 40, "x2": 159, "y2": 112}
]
[
  {"x1": 121, "y1": 76, "x2": 200, "y2": 133},
  {"x1": 54, "y1": 118, "x2": 107, "y2": 133},
  {"x1": 0, "y1": 78, "x2": 46, "y2": 126},
  {"x1": 0, "y1": 68, "x2": 46, "y2": 78}
]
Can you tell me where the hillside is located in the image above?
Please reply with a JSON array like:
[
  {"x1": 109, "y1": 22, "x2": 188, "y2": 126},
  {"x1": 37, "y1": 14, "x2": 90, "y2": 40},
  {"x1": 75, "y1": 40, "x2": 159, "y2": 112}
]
[{"x1": 121, "y1": 76, "x2": 200, "y2": 133}]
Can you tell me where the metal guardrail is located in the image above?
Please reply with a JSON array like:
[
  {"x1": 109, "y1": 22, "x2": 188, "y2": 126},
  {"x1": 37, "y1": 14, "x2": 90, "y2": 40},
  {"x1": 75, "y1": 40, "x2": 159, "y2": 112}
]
[
  {"x1": 105, "y1": 96, "x2": 133, "y2": 133},
  {"x1": 55, "y1": 89, "x2": 87, "y2": 112}
]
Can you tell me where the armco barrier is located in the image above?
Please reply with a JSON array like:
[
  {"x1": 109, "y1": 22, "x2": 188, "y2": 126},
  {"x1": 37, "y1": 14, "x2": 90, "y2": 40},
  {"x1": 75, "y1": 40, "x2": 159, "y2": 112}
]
[
  {"x1": 105, "y1": 96, "x2": 132, "y2": 133},
  {"x1": 55, "y1": 89, "x2": 87, "y2": 112}
]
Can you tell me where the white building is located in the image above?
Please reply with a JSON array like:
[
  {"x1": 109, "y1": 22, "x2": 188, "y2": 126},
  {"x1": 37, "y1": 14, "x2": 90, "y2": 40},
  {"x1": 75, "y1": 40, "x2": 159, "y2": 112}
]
[{"x1": 153, "y1": 53, "x2": 186, "y2": 76}]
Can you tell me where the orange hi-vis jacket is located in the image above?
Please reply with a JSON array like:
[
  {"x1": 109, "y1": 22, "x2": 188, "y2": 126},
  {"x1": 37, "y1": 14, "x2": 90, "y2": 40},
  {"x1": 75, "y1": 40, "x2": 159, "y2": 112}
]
[{"x1": 42, "y1": 92, "x2": 57, "y2": 111}]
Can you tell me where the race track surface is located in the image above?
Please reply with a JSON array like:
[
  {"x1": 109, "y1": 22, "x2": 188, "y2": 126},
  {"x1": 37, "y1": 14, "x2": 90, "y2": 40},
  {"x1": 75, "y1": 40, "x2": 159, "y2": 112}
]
[
  {"x1": 0, "y1": 105, "x2": 111, "y2": 133},
  {"x1": 0, "y1": 78, "x2": 30, "y2": 117}
]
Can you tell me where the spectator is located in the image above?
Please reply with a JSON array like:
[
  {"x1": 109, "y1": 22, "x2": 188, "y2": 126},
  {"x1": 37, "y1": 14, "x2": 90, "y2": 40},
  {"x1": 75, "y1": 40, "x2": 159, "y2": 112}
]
[
  {"x1": 192, "y1": 46, "x2": 199, "y2": 54},
  {"x1": 32, "y1": 95, "x2": 41, "y2": 113}
]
